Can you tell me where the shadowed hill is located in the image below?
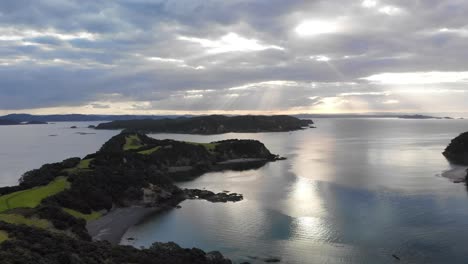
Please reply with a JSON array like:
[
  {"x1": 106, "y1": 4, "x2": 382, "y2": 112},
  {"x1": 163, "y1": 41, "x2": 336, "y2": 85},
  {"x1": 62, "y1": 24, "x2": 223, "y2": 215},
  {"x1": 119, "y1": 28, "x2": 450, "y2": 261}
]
[{"x1": 96, "y1": 115, "x2": 314, "y2": 134}]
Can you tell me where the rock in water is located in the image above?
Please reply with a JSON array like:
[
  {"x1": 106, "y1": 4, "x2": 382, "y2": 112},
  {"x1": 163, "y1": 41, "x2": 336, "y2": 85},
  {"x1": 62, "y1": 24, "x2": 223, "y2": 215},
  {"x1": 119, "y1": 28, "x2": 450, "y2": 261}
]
[
  {"x1": 264, "y1": 257, "x2": 281, "y2": 263},
  {"x1": 443, "y1": 132, "x2": 468, "y2": 165}
]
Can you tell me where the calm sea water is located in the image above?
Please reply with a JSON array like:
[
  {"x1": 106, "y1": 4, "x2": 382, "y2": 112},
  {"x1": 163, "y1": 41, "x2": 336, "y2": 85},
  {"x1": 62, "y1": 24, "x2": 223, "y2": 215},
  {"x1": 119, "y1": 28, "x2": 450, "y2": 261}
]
[
  {"x1": 0, "y1": 122, "x2": 118, "y2": 186},
  {"x1": 2, "y1": 119, "x2": 468, "y2": 263},
  {"x1": 121, "y1": 119, "x2": 468, "y2": 264}
]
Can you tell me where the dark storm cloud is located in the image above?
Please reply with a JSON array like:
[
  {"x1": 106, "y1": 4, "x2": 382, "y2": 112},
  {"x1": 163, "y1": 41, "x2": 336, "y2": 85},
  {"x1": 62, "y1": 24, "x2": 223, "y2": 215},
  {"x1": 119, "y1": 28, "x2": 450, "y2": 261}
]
[{"x1": 1, "y1": 0, "x2": 468, "y2": 113}]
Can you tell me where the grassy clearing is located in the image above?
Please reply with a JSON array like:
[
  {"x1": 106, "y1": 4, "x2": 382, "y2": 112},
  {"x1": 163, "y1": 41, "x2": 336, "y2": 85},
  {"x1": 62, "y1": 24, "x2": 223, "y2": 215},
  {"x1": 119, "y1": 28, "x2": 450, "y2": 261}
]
[
  {"x1": 138, "y1": 146, "x2": 161, "y2": 155},
  {"x1": 63, "y1": 158, "x2": 94, "y2": 174},
  {"x1": 77, "y1": 158, "x2": 93, "y2": 169},
  {"x1": 0, "y1": 230, "x2": 8, "y2": 243},
  {"x1": 63, "y1": 208, "x2": 101, "y2": 221},
  {"x1": 123, "y1": 134, "x2": 144, "y2": 150},
  {"x1": 0, "y1": 214, "x2": 50, "y2": 229},
  {"x1": 186, "y1": 142, "x2": 219, "y2": 152},
  {"x1": 0, "y1": 177, "x2": 70, "y2": 213}
]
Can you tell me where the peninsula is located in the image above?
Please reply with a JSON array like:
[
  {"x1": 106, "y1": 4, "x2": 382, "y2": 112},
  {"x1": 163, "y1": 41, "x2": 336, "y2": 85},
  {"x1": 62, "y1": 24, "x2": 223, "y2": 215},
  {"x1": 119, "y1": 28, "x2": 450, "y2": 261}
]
[
  {"x1": 0, "y1": 132, "x2": 281, "y2": 263},
  {"x1": 95, "y1": 115, "x2": 314, "y2": 134}
]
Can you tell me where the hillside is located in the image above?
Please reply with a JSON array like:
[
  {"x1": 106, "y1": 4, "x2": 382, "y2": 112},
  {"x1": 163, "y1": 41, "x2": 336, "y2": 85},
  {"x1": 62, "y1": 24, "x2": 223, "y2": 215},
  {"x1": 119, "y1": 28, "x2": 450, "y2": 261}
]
[
  {"x1": 0, "y1": 132, "x2": 281, "y2": 263},
  {"x1": 96, "y1": 115, "x2": 314, "y2": 134}
]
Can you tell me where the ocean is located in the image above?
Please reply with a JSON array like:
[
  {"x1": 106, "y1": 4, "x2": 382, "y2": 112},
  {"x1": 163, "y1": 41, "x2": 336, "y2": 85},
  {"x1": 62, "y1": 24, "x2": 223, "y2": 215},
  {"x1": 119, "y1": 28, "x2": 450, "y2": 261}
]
[{"x1": 2, "y1": 119, "x2": 468, "y2": 263}]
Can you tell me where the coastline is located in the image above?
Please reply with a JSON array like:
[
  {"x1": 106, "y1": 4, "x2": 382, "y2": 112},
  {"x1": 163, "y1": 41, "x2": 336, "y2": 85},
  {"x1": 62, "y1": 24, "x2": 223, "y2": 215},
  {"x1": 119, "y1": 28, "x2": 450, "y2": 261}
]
[
  {"x1": 87, "y1": 195, "x2": 185, "y2": 245},
  {"x1": 86, "y1": 159, "x2": 274, "y2": 245},
  {"x1": 87, "y1": 206, "x2": 161, "y2": 244}
]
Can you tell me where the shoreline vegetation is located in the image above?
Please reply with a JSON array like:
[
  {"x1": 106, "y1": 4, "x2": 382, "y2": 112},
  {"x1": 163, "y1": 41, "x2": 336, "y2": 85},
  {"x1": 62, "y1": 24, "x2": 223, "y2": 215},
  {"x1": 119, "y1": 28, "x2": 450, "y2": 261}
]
[{"x1": 0, "y1": 130, "x2": 284, "y2": 263}]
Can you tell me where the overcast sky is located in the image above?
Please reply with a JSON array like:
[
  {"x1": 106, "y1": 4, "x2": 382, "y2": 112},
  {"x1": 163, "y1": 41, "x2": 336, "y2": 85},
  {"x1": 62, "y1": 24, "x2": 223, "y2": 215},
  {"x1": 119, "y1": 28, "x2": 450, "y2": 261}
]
[{"x1": 1, "y1": 0, "x2": 468, "y2": 115}]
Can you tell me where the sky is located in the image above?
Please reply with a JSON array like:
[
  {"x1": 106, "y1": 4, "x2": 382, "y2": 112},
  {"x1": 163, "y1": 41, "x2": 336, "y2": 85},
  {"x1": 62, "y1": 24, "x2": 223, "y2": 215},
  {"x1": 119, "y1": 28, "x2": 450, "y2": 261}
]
[{"x1": 1, "y1": 0, "x2": 468, "y2": 115}]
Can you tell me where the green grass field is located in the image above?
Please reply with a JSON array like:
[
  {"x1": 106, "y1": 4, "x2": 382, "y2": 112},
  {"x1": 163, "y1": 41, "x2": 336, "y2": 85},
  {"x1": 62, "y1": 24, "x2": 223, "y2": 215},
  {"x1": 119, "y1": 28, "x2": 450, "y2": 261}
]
[
  {"x1": 0, "y1": 177, "x2": 70, "y2": 213},
  {"x1": 186, "y1": 142, "x2": 219, "y2": 152},
  {"x1": 138, "y1": 146, "x2": 161, "y2": 155},
  {"x1": 63, "y1": 158, "x2": 94, "y2": 175},
  {"x1": 77, "y1": 158, "x2": 93, "y2": 169},
  {"x1": 63, "y1": 208, "x2": 101, "y2": 221},
  {"x1": 0, "y1": 214, "x2": 50, "y2": 229},
  {"x1": 123, "y1": 134, "x2": 144, "y2": 150},
  {"x1": 0, "y1": 230, "x2": 8, "y2": 243}
]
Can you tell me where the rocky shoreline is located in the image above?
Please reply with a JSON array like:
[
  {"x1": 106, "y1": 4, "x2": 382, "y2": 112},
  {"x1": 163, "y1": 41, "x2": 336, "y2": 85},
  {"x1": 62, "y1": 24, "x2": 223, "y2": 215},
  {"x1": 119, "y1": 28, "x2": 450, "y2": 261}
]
[
  {"x1": 185, "y1": 189, "x2": 244, "y2": 203},
  {"x1": 87, "y1": 188, "x2": 244, "y2": 245}
]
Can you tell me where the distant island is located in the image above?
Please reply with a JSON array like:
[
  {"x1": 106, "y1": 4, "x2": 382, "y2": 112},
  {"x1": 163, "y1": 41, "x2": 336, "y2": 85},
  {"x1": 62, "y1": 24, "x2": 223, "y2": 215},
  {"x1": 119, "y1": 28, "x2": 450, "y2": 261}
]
[
  {"x1": 398, "y1": 114, "x2": 453, "y2": 120},
  {"x1": 0, "y1": 113, "x2": 461, "y2": 124},
  {"x1": 0, "y1": 113, "x2": 192, "y2": 122},
  {"x1": 0, "y1": 132, "x2": 282, "y2": 263},
  {"x1": 0, "y1": 119, "x2": 47, "y2": 126},
  {"x1": 96, "y1": 115, "x2": 314, "y2": 134},
  {"x1": 296, "y1": 113, "x2": 458, "y2": 119}
]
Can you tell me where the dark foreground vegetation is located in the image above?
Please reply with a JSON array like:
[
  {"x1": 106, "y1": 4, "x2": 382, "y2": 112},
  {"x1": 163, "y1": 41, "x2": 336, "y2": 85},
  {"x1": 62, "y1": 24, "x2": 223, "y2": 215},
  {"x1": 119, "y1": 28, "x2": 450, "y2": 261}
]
[
  {"x1": 96, "y1": 115, "x2": 314, "y2": 134},
  {"x1": 0, "y1": 132, "x2": 281, "y2": 263},
  {"x1": 0, "y1": 221, "x2": 231, "y2": 264},
  {"x1": 444, "y1": 132, "x2": 468, "y2": 165}
]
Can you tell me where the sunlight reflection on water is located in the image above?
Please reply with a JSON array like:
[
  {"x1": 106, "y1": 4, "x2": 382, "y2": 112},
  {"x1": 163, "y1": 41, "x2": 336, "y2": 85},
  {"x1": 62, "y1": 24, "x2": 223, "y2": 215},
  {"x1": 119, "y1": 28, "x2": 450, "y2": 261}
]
[{"x1": 119, "y1": 119, "x2": 468, "y2": 263}]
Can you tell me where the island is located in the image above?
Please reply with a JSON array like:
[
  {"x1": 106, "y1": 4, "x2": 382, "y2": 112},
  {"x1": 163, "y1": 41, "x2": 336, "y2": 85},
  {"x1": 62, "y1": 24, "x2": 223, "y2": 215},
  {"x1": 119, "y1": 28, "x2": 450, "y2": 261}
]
[
  {"x1": 0, "y1": 113, "x2": 193, "y2": 122},
  {"x1": 0, "y1": 119, "x2": 47, "y2": 126},
  {"x1": 0, "y1": 132, "x2": 282, "y2": 263},
  {"x1": 398, "y1": 114, "x2": 453, "y2": 119},
  {"x1": 0, "y1": 119, "x2": 19, "y2": 125},
  {"x1": 95, "y1": 115, "x2": 314, "y2": 134}
]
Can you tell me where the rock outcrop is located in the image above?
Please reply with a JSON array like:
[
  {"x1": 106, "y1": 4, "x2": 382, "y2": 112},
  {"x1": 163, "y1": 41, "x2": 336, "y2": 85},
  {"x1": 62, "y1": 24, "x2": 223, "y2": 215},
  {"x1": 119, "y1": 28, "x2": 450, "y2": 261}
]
[{"x1": 443, "y1": 132, "x2": 468, "y2": 165}]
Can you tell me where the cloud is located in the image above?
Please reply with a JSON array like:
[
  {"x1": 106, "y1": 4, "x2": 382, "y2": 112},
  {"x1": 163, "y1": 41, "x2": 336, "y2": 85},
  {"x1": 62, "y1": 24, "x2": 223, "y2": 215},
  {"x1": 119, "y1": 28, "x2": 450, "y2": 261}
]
[
  {"x1": 310, "y1": 55, "x2": 331, "y2": 62},
  {"x1": 178, "y1": 32, "x2": 284, "y2": 54},
  {"x1": 294, "y1": 20, "x2": 341, "y2": 36},
  {"x1": 362, "y1": 71, "x2": 468, "y2": 85},
  {"x1": 0, "y1": 0, "x2": 468, "y2": 114},
  {"x1": 361, "y1": 0, "x2": 378, "y2": 8},
  {"x1": 378, "y1": 6, "x2": 402, "y2": 16},
  {"x1": 145, "y1": 56, "x2": 205, "y2": 70}
]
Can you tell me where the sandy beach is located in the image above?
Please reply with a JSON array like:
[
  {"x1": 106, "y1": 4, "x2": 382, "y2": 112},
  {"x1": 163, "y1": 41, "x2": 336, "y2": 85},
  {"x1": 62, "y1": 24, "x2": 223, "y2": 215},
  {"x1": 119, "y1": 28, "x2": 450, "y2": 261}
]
[{"x1": 86, "y1": 206, "x2": 162, "y2": 244}]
